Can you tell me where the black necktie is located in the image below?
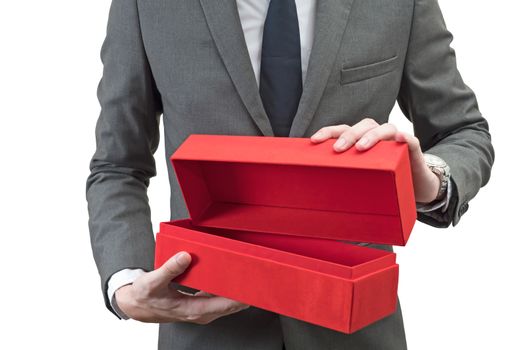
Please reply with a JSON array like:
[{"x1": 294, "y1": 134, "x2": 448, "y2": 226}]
[{"x1": 260, "y1": 0, "x2": 303, "y2": 137}]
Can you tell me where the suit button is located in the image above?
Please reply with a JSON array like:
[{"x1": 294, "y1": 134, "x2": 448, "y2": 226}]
[{"x1": 459, "y1": 202, "x2": 469, "y2": 217}]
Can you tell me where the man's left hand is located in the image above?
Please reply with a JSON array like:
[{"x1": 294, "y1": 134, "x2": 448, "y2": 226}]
[{"x1": 310, "y1": 118, "x2": 440, "y2": 204}]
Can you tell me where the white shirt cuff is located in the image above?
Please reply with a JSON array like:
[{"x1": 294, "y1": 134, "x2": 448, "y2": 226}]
[{"x1": 107, "y1": 268, "x2": 146, "y2": 319}]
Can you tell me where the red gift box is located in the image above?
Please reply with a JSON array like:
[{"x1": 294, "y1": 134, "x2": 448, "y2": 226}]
[{"x1": 155, "y1": 135, "x2": 416, "y2": 334}]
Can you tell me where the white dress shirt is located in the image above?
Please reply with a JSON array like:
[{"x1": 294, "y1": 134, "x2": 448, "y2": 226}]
[{"x1": 108, "y1": 0, "x2": 451, "y2": 319}]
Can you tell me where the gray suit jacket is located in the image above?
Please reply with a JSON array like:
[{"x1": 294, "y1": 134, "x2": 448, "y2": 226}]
[{"x1": 87, "y1": 0, "x2": 494, "y2": 349}]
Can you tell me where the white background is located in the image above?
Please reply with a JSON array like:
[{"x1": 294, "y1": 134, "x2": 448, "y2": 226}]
[{"x1": 0, "y1": 1, "x2": 523, "y2": 349}]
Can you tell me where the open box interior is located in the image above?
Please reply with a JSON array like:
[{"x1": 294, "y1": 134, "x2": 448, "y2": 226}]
[
  {"x1": 173, "y1": 159, "x2": 410, "y2": 245},
  {"x1": 161, "y1": 220, "x2": 396, "y2": 280}
]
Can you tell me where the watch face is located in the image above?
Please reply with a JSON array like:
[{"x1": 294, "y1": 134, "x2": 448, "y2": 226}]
[{"x1": 424, "y1": 153, "x2": 447, "y2": 167}]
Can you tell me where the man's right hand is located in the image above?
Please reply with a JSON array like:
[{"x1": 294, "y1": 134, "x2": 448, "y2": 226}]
[{"x1": 115, "y1": 252, "x2": 249, "y2": 324}]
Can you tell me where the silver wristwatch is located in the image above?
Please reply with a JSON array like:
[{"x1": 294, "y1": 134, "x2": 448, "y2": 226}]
[{"x1": 423, "y1": 153, "x2": 450, "y2": 201}]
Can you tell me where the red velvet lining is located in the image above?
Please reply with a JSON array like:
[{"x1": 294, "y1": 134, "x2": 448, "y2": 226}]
[{"x1": 171, "y1": 135, "x2": 415, "y2": 245}]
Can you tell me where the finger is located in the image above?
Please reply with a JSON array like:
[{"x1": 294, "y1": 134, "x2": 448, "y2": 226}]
[
  {"x1": 177, "y1": 295, "x2": 249, "y2": 323},
  {"x1": 395, "y1": 132, "x2": 441, "y2": 202},
  {"x1": 310, "y1": 124, "x2": 350, "y2": 143},
  {"x1": 333, "y1": 118, "x2": 379, "y2": 152},
  {"x1": 395, "y1": 132, "x2": 426, "y2": 170},
  {"x1": 144, "y1": 252, "x2": 192, "y2": 290},
  {"x1": 394, "y1": 132, "x2": 418, "y2": 152},
  {"x1": 355, "y1": 123, "x2": 397, "y2": 151}
]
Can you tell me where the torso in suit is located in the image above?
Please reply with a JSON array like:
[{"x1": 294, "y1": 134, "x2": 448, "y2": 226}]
[{"x1": 87, "y1": 0, "x2": 494, "y2": 349}]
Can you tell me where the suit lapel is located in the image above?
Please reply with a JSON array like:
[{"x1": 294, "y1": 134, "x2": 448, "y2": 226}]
[
  {"x1": 199, "y1": 0, "x2": 274, "y2": 136},
  {"x1": 289, "y1": 0, "x2": 355, "y2": 137},
  {"x1": 199, "y1": 0, "x2": 354, "y2": 138}
]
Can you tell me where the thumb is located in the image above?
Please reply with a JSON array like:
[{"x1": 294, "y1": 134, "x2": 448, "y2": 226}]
[{"x1": 150, "y1": 252, "x2": 192, "y2": 288}]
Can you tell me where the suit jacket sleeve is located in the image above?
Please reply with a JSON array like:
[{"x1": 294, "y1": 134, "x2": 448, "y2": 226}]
[
  {"x1": 397, "y1": 0, "x2": 495, "y2": 228},
  {"x1": 86, "y1": 0, "x2": 162, "y2": 317}
]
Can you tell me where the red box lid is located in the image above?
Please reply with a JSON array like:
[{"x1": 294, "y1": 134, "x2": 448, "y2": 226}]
[{"x1": 171, "y1": 134, "x2": 416, "y2": 246}]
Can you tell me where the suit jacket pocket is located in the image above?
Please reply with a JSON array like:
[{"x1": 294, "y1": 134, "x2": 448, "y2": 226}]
[{"x1": 340, "y1": 55, "x2": 398, "y2": 85}]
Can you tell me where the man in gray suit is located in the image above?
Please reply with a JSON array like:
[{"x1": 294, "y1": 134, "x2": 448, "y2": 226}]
[{"x1": 87, "y1": 0, "x2": 494, "y2": 349}]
